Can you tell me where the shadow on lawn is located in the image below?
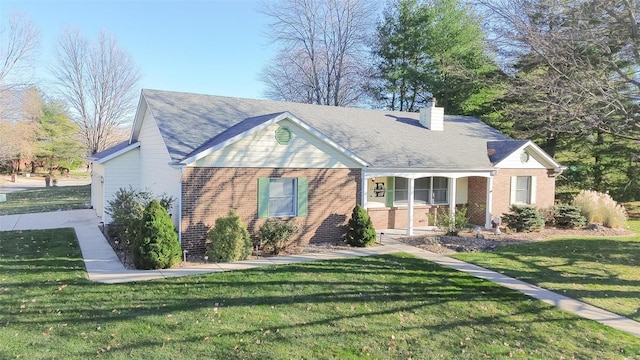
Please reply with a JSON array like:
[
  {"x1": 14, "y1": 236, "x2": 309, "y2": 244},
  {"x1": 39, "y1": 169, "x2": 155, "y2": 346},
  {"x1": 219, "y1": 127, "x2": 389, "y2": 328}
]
[
  {"x1": 5, "y1": 255, "x2": 554, "y2": 325},
  {"x1": 4, "y1": 233, "x2": 637, "y2": 359}
]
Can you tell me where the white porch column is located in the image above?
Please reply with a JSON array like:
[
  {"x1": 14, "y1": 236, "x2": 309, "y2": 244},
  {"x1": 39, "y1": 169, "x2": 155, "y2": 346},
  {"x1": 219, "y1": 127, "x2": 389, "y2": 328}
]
[
  {"x1": 407, "y1": 178, "x2": 415, "y2": 236},
  {"x1": 485, "y1": 176, "x2": 494, "y2": 229},
  {"x1": 449, "y1": 177, "x2": 457, "y2": 219},
  {"x1": 361, "y1": 171, "x2": 368, "y2": 208}
]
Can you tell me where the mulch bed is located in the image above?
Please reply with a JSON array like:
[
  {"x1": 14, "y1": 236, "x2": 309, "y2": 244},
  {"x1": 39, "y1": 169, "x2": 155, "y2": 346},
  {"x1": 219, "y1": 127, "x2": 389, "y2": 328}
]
[
  {"x1": 103, "y1": 225, "x2": 632, "y2": 269},
  {"x1": 397, "y1": 226, "x2": 633, "y2": 255}
]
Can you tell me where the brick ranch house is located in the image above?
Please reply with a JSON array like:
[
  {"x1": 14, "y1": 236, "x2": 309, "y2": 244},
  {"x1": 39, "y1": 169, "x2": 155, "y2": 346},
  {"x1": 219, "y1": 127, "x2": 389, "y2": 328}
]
[{"x1": 89, "y1": 89, "x2": 564, "y2": 255}]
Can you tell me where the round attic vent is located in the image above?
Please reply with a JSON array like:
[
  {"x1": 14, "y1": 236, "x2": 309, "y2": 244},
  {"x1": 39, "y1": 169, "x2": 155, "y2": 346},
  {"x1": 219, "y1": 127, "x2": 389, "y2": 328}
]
[
  {"x1": 275, "y1": 125, "x2": 293, "y2": 145},
  {"x1": 520, "y1": 151, "x2": 530, "y2": 163}
]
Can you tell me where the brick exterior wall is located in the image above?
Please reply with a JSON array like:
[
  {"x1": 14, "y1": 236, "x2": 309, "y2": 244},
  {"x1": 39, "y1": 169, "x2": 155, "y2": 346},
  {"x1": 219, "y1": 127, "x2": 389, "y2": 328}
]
[
  {"x1": 467, "y1": 177, "x2": 488, "y2": 226},
  {"x1": 181, "y1": 167, "x2": 361, "y2": 255},
  {"x1": 492, "y1": 168, "x2": 556, "y2": 219},
  {"x1": 368, "y1": 205, "x2": 452, "y2": 230},
  {"x1": 366, "y1": 171, "x2": 556, "y2": 230}
]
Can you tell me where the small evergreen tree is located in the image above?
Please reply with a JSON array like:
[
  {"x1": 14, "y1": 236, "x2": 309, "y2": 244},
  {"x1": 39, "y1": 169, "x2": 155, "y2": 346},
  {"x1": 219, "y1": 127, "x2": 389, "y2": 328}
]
[
  {"x1": 554, "y1": 204, "x2": 586, "y2": 229},
  {"x1": 346, "y1": 205, "x2": 377, "y2": 247},
  {"x1": 502, "y1": 205, "x2": 545, "y2": 233},
  {"x1": 133, "y1": 200, "x2": 181, "y2": 270},
  {"x1": 207, "y1": 210, "x2": 252, "y2": 262}
]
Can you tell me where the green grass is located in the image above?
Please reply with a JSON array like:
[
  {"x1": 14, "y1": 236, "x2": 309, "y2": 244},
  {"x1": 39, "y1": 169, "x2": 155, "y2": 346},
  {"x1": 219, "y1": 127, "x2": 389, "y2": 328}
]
[
  {"x1": 454, "y1": 220, "x2": 640, "y2": 323},
  {"x1": 0, "y1": 185, "x2": 90, "y2": 215},
  {"x1": 1, "y1": 229, "x2": 639, "y2": 359}
]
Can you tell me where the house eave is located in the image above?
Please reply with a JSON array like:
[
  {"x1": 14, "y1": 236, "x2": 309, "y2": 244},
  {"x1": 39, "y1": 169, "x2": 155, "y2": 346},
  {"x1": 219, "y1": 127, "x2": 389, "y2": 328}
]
[
  {"x1": 493, "y1": 140, "x2": 563, "y2": 171},
  {"x1": 89, "y1": 142, "x2": 140, "y2": 164}
]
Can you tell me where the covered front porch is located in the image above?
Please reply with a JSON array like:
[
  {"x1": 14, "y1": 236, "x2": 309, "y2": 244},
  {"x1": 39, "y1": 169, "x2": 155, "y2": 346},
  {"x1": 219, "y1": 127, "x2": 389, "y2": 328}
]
[{"x1": 361, "y1": 170, "x2": 496, "y2": 235}]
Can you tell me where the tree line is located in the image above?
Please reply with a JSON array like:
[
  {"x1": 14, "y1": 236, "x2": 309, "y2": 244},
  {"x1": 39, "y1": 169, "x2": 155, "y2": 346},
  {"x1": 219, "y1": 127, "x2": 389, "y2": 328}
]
[
  {"x1": 2, "y1": 0, "x2": 638, "y2": 200},
  {"x1": 0, "y1": 13, "x2": 138, "y2": 175},
  {"x1": 261, "y1": 0, "x2": 640, "y2": 201}
]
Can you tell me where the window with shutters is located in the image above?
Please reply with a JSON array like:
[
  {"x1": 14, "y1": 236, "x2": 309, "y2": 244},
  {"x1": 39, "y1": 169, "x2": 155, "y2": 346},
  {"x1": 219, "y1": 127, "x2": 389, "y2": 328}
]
[{"x1": 258, "y1": 177, "x2": 308, "y2": 218}]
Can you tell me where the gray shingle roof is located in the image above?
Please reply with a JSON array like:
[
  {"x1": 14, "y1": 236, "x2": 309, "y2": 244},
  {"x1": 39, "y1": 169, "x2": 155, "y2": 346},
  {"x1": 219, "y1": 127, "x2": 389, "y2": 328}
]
[
  {"x1": 88, "y1": 141, "x2": 132, "y2": 162},
  {"x1": 141, "y1": 89, "x2": 512, "y2": 170},
  {"x1": 487, "y1": 140, "x2": 529, "y2": 165}
]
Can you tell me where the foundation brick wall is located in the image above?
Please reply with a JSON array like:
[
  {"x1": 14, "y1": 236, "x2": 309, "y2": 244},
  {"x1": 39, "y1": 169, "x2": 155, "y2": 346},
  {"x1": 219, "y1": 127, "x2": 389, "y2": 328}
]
[
  {"x1": 367, "y1": 205, "x2": 452, "y2": 230},
  {"x1": 181, "y1": 167, "x2": 361, "y2": 255},
  {"x1": 492, "y1": 168, "x2": 556, "y2": 219}
]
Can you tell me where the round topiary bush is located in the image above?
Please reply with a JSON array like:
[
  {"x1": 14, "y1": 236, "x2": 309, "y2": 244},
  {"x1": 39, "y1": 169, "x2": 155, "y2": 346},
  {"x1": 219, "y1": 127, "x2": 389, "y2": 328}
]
[
  {"x1": 346, "y1": 205, "x2": 377, "y2": 247},
  {"x1": 207, "y1": 210, "x2": 252, "y2": 262},
  {"x1": 133, "y1": 199, "x2": 181, "y2": 270}
]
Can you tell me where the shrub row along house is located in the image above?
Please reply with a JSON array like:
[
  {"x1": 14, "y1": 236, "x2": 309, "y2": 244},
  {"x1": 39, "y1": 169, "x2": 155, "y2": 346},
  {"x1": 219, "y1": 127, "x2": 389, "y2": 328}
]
[{"x1": 90, "y1": 89, "x2": 564, "y2": 255}]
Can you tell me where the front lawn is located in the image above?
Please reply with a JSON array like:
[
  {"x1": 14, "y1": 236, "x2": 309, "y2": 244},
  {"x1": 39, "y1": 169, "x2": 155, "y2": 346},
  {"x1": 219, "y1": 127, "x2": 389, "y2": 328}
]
[
  {"x1": 0, "y1": 185, "x2": 90, "y2": 215},
  {"x1": 1, "y1": 229, "x2": 638, "y2": 359},
  {"x1": 454, "y1": 220, "x2": 640, "y2": 322}
]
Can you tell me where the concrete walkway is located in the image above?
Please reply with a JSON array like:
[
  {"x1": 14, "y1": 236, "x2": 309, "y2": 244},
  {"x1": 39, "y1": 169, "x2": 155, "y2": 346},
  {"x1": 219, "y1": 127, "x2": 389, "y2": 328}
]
[{"x1": 1, "y1": 209, "x2": 638, "y2": 338}]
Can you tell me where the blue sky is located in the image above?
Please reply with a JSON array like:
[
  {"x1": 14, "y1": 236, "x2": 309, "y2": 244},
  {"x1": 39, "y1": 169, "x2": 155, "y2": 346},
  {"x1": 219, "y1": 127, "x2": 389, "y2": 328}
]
[{"x1": 1, "y1": 0, "x2": 274, "y2": 99}]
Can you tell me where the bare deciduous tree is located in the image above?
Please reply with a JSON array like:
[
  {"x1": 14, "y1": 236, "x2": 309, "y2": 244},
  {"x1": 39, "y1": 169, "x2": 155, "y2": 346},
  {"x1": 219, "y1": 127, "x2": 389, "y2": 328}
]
[
  {"x1": 0, "y1": 12, "x2": 40, "y2": 92},
  {"x1": 260, "y1": 0, "x2": 377, "y2": 106},
  {"x1": 51, "y1": 28, "x2": 141, "y2": 155},
  {"x1": 478, "y1": 0, "x2": 640, "y2": 141}
]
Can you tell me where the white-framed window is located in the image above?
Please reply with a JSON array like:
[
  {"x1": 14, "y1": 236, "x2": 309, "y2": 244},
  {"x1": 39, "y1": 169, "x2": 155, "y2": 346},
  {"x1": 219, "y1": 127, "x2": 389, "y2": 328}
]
[
  {"x1": 432, "y1": 177, "x2": 448, "y2": 204},
  {"x1": 392, "y1": 177, "x2": 448, "y2": 206},
  {"x1": 269, "y1": 178, "x2": 296, "y2": 216},
  {"x1": 258, "y1": 177, "x2": 308, "y2": 218},
  {"x1": 510, "y1": 176, "x2": 536, "y2": 205}
]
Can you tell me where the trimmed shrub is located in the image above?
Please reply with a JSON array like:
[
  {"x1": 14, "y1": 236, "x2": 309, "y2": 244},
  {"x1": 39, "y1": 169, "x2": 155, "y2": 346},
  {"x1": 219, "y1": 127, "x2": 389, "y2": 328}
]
[
  {"x1": 346, "y1": 205, "x2": 377, "y2": 247},
  {"x1": 429, "y1": 206, "x2": 469, "y2": 236},
  {"x1": 133, "y1": 200, "x2": 181, "y2": 269},
  {"x1": 259, "y1": 218, "x2": 299, "y2": 255},
  {"x1": 554, "y1": 204, "x2": 586, "y2": 229},
  {"x1": 207, "y1": 210, "x2": 252, "y2": 262},
  {"x1": 502, "y1": 205, "x2": 544, "y2": 233},
  {"x1": 105, "y1": 187, "x2": 175, "y2": 249},
  {"x1": 105, "y1": 187, "x2": 151, "y2": 247},
  {"x1": 573, "y1": 190, "x2": 628, "y2": 228},
  {"x1": 540, "y1": 206, "x2": 558, "y2": 227}
]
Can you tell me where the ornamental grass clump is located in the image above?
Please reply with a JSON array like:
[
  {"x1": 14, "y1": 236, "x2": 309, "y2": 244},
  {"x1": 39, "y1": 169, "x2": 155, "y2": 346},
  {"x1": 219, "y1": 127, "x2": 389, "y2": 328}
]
[
  {"x1": 133, "y1": 200, "x2": 181, "y2": 269},
  {"x1": 573, "y1": 190, "x2": 627, "y2": 228},
  {"x1": 207, "y1": 210, "x2": 252, "y2": 262},
  {"x1": 346, "y1": 205, "x2": 377, "y2": 247}
]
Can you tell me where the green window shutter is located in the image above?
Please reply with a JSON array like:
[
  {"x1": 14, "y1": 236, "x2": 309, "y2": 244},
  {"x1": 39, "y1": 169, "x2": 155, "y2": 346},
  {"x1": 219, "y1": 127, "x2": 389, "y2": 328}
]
[
  {"x1": 258, "y1": 178, "x2": 270, "y2": 218},
  {"x1": 297, "y1": 177, "x2": 308, "y2": 216},
  {"x1": 385, "y1": 177, "x2": 395, "y2": 207}
]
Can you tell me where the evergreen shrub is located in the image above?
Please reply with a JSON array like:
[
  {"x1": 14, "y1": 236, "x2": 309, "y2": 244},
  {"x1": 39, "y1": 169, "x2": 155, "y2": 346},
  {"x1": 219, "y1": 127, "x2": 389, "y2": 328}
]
[
  {"x1": 346, "y1": 205, "x2": 377, "y2": 247},
  {"x1": 207, "y1": 210, "x2": 252, "y2": 262},
  {"x1": 502, "y1": 205, "x2": 544, "y2": 233},
  {"x1": 133, "y1": 200, "x2": 181, "y2": 269}
]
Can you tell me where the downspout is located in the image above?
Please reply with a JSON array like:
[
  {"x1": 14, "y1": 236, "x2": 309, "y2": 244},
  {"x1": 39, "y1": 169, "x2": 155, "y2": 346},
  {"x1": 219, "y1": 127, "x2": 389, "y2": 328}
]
[{"x1": 178, "y1": 166, "x2": 185, "y2": 244}]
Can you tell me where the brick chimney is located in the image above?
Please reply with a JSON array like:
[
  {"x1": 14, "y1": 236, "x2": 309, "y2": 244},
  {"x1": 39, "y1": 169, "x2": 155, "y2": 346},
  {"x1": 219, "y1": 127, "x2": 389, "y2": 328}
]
[{"x1": 419, "y1": 98, "x2": 444, "y2": 131}]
